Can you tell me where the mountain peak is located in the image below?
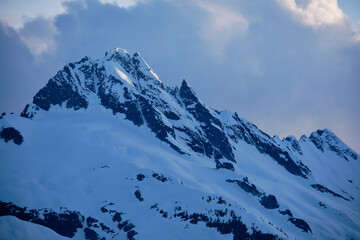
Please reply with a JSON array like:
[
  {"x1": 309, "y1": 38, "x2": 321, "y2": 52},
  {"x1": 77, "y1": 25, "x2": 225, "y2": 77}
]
[
  {"x1": 131, "y1": 51, "x2": 162, "y2": 84},
  {"x1": 310, "y1": 129, "x2": 339, "y2": 147},
  {"x1": 309, "y1": 128, "x2": 358, "y2": 161},
  {"x1": 2, "y1": 47, "x2": 360, "y2": 240},
  {"x1": 181, "y1": 79, "x2": 190, "y2": 87},
  {"x1": 313, "y1": 128, "x2": 333, "y2": 137},
  {"x1": 179, "y1": 79, "x2": 198, "y2": 106},
  {"x1": 105, "y1": 47, "x2": 130, "y2": 58}
]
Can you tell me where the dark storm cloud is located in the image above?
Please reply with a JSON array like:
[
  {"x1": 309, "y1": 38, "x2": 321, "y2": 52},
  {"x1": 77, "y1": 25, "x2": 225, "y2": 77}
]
[{"x1": 0, "y1": 23, "x2": 58, "y2": 113}]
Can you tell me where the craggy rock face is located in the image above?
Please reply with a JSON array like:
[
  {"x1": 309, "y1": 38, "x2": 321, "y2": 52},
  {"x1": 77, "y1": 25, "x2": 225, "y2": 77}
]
[{"x1": 0, "y1": 127, "x2": 23, "y2": 145}]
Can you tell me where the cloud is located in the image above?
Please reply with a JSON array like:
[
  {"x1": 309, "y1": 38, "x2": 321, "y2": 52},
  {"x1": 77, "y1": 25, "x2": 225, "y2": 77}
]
[
  {"x1": 194, "y1": 0, "x2": 248, "y2": 57},
  {"x1": 98, "y1": 0, "x2": 148, "y2": 8},
  {"x1": 0, "y1": 0, "x2": 66, "y2": 29},
  {"x1": 0, "y1": 23, "x2": 61, "y2": 113},
  {"x1": 354, "y1": 22, "x2": 360, "y2": 42},
  {"x1": 0, "y1": 0, "x2": 146, "y2": 29},
  {"x1": 277, "y1": 0, "x2": 347, "y2": 27},
  {"x1": 17, "y1": 17, "x2": 58, "y2": 57}
]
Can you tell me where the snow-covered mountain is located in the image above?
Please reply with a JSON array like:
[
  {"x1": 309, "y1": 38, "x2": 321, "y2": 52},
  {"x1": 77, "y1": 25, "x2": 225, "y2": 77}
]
[{"x1": 0, "y1": 48, "x2": 359, "y2": 240}]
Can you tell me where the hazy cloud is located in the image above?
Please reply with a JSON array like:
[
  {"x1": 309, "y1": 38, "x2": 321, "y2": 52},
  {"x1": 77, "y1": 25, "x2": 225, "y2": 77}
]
[
  {"x1": 0, "y1": 0, "x2": 66, "y2": 29},
  {"x1": 98, "y1": 0, "x2": 148, "y2": 8},
  {"x1": 18, "y1": 17, "x2": 58, "y2": 57},
  {"x1": 354, "y1": 22, "x2": 360, "y2": 42},
  {"x1": 195, "y1": 0, "x2": 248, "y2": 57},
  {"x1": 0, "y1": 23, "x2": 60, "y2": 112},
  {"x1": 277, "y1": 0, "x2": 347, "y2": 27}
]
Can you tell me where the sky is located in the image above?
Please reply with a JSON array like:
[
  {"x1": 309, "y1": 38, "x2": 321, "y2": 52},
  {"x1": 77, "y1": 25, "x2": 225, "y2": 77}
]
[{"x1": 0, "y1": 0, "x2": 359, "y2": 153}]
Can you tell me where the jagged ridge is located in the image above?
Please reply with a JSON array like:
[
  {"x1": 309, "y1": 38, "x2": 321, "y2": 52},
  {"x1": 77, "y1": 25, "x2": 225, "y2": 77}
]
[{"x1": 20, "y1": 48, "x2": 324, "y2": 178}]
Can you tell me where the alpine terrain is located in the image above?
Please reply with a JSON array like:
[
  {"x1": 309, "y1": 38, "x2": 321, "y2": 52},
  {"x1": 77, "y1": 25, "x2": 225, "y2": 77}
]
[{"x1": 0, "y1": 48, "x2": 359, "y2": 240}]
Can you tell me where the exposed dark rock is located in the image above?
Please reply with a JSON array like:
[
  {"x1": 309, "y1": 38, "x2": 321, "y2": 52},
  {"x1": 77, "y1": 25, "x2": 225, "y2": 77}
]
[
  {"x1": 20, "y1": 104, "x2": 39, "y2": 118},
  {"x1": 0, "y1": 201, "x2": 121, "y2": 239},
  {"x1": 318, "y1": 202, "x2": 327, "y2": 208},
  {"x1": 102, "y1": 205, "x2": 138, "y2": 239},
  {"x1": 163, "y1": 111, "x2": 180, "y2": 120},
  {"x1": 284, "y1": 136, "x2": 303, "y2": 155},
  {"x1": 0, "y1": 127, "x2": 24, "y2": 145},
  {"x1": 100, "y1": 207, "x2": 108, "y2": 213},
  {"x1": 230, "y1": 114, "x2": 310, "y2": 178},
  {"x1": 136, "y1": 174, "x2": 145, "y2": 181},
  {"x1": 260, "y1": 195, "x2": 280, "y2": 209},
  {"x1": 226, "y1": 178, "x2": 261, "y2": 196},
  {"x1": 123, "y1": 222, "x2": 135, "y2": 232},
  {"x1": 217, "y1": 197, "x2": 226, "y2": 205},
  {"x1": 174, "y1": 126, "x2": 214, "y2": 158},
  {"x1": 33, "y1": 73, "x2": 88, "y2": 111},
  {"x1": 87, "y1": 217, "x2": 99, "y2": 227},
  {"x1": 214, "y1": 209, "x2": 228, "y2": 217},
  {"x1": 97, "y1": 82, "x2": 143, "y2": 126},
  {"x1": 288, "y1": 217, "x2": 312, "y2": 233},
  {"x1": 179, "y1": 80, "x2": 235, "y2": 162},
  {"x1": 137, "y1": 95, "x2": 174, "y2": 141},
  {"x1": 127, "y1": 230, "x2": 138, "y2": 240},
  {"x1": 226, "y1": 178, "x2": 279, "y2": 209},
  {"x1": 99, "y1": 222, "x2": 114, "y2": 234},
  {"x1": 159, "y1": 209, "x2": 168, "y2": 218},
  {"x1": 311, "y1": 184, "x2": 349, "y2": 201},
  {"x1": 118, "y1": 220, "x2": 136, "y2": 233},
  {"x1": 152, "y1": 173, "x2": 168, "y2": 182},
  {"x1": 216, "y1": 159, "x2": 235, "y2": 171},
  {"x1": 279, "y1": 209, "x2": 293, "y2": 217},
  {"x1": 84, "y1": 227, "x2": 100, "y2": 240},
  {"x1": 309, "y1": 131, "x2": 325, "y2": 152},
  {"x1": 112, "y1": 212, "x2": 123, "y2": 222},
  {"x1": 134, "y1": 189, "x2": 144, "y2": 202},
  {"x1": 0, "y1": 201, "x2": 83, "y2": 238},
  {"x1": 150, "y1": 203, "x2": 169, "y2": 219},
  {"x1": 171, "y1": 207, "x2": 278, "y2": 240}
]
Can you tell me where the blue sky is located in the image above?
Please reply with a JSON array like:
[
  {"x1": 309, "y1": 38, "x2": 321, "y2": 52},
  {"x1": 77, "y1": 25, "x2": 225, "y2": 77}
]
[{"x1": 0, "y1": 0, "x2": 359, "y2": 152}]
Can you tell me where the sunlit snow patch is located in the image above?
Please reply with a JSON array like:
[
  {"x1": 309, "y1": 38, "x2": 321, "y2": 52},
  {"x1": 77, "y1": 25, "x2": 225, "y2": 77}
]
[{"x1": 114, "y1": 67, "x2": 135, "y2": 87}]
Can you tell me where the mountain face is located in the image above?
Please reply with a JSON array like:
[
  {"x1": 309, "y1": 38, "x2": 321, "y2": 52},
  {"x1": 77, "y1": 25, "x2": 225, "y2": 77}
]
[{"x1": 1, "y1": 48, "x2": 359, "y2": 240}]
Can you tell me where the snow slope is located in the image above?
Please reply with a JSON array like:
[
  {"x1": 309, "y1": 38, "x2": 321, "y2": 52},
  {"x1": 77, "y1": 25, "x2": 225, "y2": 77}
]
[{"x1": 0, "y1": 48, "x2": 359, "y2": 240}]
